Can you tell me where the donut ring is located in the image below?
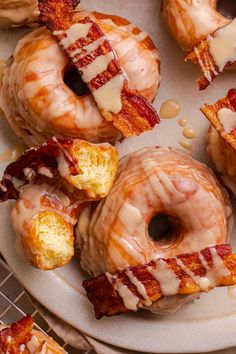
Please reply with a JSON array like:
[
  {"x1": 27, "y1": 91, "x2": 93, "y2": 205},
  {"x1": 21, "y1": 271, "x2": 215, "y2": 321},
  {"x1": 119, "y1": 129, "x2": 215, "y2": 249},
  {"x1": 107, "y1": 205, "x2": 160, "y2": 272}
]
[
  {"x1": 0, "y1": 0, "x2": 38, "y2": 29},
  {"x1": 76, "y1": 146, "x2": 232, "y2": 277},
  {"x1": 0, "y1": 11, "x2": 160, "y2": 146},
  {"x1": 161, "y1": 0, "x2": 230, "y2": 51},
  {"x1": 201, "y1": 88, "x2": 236, "y2": 197}
]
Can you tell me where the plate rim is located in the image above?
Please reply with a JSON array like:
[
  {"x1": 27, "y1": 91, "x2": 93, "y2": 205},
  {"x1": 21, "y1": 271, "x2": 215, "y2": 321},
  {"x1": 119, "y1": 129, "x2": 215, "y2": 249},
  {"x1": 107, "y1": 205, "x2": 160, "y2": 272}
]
[{"x1": 1, "y1": 207, "x2": 236, "y2": 354}]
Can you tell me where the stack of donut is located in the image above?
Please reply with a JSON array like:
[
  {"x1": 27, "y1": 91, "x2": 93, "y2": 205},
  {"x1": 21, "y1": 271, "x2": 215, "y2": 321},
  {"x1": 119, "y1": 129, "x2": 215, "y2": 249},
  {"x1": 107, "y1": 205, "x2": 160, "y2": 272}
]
[{"x1": 1, "y1": 0, "x2": 236, "y2": 321}]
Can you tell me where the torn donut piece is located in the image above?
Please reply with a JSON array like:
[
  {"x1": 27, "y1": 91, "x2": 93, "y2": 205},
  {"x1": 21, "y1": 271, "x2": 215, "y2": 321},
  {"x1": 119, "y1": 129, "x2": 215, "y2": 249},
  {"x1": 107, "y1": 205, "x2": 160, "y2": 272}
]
[
  {"x1": 82, "y1": 244, "x2": 236, "y2": 319},
  {"x1": 0, "y1": 137, "x2": 118, "y2": 201},
  {"x1": 201, "y1": 89, "x2": 236, "y2": 196},
  {"x1": 0, "y1": 315, "x2": 66, "y2": 353},
  {"x1": 0, "y1": 138, "x2": 118, "y2": 270},
  {"x1": 38, "y1": 0, "x2": 159, "y2": 137},
  {"x1": 185, "y1": 19, "x2": 236, "y2": 90}
]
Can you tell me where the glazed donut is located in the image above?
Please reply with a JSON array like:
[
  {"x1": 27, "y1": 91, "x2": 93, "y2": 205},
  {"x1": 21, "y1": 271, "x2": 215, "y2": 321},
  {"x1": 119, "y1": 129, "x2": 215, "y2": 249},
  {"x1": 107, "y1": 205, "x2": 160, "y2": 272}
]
[
  {"x1": 0, "y1": 315, "x2": 65, "y2": 353},
  {"x1": 162, "y1": 1, "x2": 236, "y2": 89},
  {"x1": 0, "y1": 0, "x2": 38, "y2": 29},
  {"x1": 0, "y1": 138, "x2": 118, "y2": 270},
  {"x1": 161, "y1": 0, "x2": 230, "y2": 51},
  {"x1": 76, "y1": 146, "x2": 232, "y2": 277},
  {"x1": 201, "y1": 88, "x2": 236, "y2": 196},
  {"x1": 0, "y1": 11, "x2": 160, "y2": 146}
]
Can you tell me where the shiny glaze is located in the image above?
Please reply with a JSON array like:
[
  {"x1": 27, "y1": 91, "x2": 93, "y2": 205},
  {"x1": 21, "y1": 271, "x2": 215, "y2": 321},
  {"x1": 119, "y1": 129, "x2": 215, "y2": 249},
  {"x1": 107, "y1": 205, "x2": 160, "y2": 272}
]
[
  {"x1": 160, "y1": 99, "x2": 180, "y2": 119},
  {"x1": 106, "y1": 246, "x2": 231, "y2": 312},
  {"x1": 76, "y1": 146, "x2": 231, "y2": 278},
  {"x1": 208, "y1": 19, "x2": 236, "y2": 72},
  {"x1": 207, "y1": 126, "x2": 236, "y2": 197},
  {"x1": 0, "y1": 11, "x2": 160, "y2": 146},
  {"x1": 162, "y1": 0, "x2": 230, "y2": 51}
]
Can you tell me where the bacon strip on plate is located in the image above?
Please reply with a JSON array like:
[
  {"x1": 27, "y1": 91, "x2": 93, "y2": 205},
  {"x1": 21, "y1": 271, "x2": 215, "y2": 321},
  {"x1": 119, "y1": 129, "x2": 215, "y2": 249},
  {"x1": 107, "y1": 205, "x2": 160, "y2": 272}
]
[
  {"x1": 38, "y1": 0, "x2": 159, "y2": 137},
  {"x1": 201, "y1": 88, "x2": 236, "y2": 148},
  {"x1": 185, "y1": 40, "x2": 220, "y2": 90},
  {"x1": 0, "y1": 315, "x2": 34, "y2": 353},
  {"x1": 83, "y1": 245, "x2": 236, "y2": 318}
]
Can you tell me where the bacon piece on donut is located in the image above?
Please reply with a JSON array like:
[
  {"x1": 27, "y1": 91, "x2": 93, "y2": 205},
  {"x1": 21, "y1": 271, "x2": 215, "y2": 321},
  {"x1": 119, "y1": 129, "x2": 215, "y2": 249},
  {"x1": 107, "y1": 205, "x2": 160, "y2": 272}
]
[
  {"x1": 38, "y1": 0, "x2": 159, "y2": 137},
  {"x1": 185, "y1": 19, "x2": 236, "y2": 90},
  {"x1": 83, "y1": 245, "x2": 236, "y2": 318},
  {"x1": 185, "y1": 40, "x2": 220, "y2": 90},
  {"x1": 0, "y1": 137, "x2": 118, "y2": 201},
  {"x1": 0, "y1": 315, "x2": 34, "y2": 353},
  {"x1": 201, "y1": 88, "x2": 236, "y2": 149}
]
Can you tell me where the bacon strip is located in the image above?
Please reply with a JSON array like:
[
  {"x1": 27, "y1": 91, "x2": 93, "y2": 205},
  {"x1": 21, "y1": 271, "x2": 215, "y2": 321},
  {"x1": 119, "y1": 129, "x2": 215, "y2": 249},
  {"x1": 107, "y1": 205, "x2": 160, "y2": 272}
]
[
  {"x1": 201, "y1": 88, "x2": 236, "y2": 148},
  {"x1": 0, "y1": 138, "x2": 78, "y2": 202},
  {"x1": 38, "y1": 0, "x2": 159, "y2": 137},
  {"x1": 185, "y1": 40, "x2": 220, "y2": 90},
  {"x1": 83, "y1": 245, "x2": 236, "y2": 318},
  {"x1": 0, "y1": 315, "x2": 34, "y2": 353}
]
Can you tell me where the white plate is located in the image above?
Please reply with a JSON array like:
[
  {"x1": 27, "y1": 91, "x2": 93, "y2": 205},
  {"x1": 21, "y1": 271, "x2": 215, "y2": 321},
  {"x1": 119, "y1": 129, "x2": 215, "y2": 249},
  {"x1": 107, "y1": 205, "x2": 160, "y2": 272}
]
[{"x1": 1, "y1": 0, "x2": 236, "y2": 353}]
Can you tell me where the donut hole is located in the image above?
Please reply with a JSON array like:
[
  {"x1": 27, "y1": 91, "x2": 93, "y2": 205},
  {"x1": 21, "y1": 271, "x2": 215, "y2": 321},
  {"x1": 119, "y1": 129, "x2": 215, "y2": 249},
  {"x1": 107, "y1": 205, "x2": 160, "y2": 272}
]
[
  {"x1": 148, "y1": 213, "x2": 182, "y2": 245},
  {"x1": 63, "y1": 66, "x2": 90, "y2": 97},
  {"x1": 217, "y1": 0, "x2": 236, "y2": 19}
]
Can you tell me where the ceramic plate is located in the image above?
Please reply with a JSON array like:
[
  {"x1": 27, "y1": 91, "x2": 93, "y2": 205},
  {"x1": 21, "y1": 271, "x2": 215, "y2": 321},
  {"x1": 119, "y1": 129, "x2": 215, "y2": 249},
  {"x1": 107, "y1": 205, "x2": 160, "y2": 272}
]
[{"x1": 1, "y1": 0, "x2": 236, "y2": 353}]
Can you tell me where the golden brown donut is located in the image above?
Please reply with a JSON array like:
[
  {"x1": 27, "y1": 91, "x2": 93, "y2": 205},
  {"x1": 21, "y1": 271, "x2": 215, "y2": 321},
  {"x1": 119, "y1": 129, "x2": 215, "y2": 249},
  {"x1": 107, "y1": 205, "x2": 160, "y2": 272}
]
[
  {"x1": 0, "y1": 0, "x2": 38, "y2": 29},
  {"x1": 0, "y1": 138, "x2": 118, "y2": 270},
  {"x1": 0, "y1": 11, "x2": 160, "y2": 146},
  {"x1": 76, "y1": 146, "x2": 232, "y2": 277},
  {"x1": 201, "y1": 88, "x2": 236, "y2": 197},
  {"x1": 161, "y1": 0, "x2": 230, "y2": 51}
]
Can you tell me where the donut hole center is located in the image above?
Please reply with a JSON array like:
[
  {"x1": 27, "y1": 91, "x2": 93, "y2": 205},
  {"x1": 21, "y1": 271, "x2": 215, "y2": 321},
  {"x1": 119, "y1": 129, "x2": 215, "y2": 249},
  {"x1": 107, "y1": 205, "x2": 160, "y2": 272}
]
[
  {"x1": 63, "y1": 66, "x2": 90, "y2": 97},
  {"x1": 148, "y1": 213, "x2": 182, "y2": 245},
  {"x1": 217, "y1": 0, "x2": 236, "y2": 19}
]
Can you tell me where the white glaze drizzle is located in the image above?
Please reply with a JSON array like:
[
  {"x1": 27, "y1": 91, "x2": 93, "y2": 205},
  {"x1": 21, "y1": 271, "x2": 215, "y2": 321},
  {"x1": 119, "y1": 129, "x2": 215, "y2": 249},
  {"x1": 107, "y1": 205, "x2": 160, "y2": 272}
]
[
  {"x1": 71, "y1": 37, "x2": 105, "y2": 62},
  {"x1": 38, "y1": 166, "x2": 54, "y2": 178},
  {"x1": 147, "y1": 259, "x2": 180, "y2": 295},
  {"x1": 125, "y1": 270, "x2": 151, "y2": 306},
  {"x1": 26, "y1": 335, "x2": 39, "y2": 353},
  {"x1": 177, "y1": 0, "x2": 222, "y2": 38},
  {"x1": 176, "y1": 248, "x2": 230, "y2": 291},
  {"x1": 208, "y1": 19, "x2": 236, "y2": 72},
  {"x1": 93, "y1": 75, "x2": 123, "y2": 114},
  {"x1": 218, "y1": 108, "x2": 236, "y2": 133},
  {"x1": 81, "y1": 52, "x2": 114, "y2": 83},
  {"x1": 54, "y1": 21, "x2": 124, "y2": 114},
  {"x1": 106, "y1": 273, "x2": 140, "y2": 310},
  {"x1": 54, "y1": 23, "x2": 91, "y2": 49}
]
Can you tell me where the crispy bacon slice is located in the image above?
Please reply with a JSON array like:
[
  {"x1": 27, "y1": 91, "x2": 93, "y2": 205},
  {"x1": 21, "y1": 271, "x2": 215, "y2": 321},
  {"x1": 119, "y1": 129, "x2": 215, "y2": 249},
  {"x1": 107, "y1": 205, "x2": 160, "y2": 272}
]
[
  {"x1": 83, "y1": 245, "x2": 236, "y2": 319},
  {"x1": 185, "y1": 40, "x2": 220, "y2": 90},
  {"x1": 201, "y1": 88, "x2": 236, "y2": 149},
  {"x1": 0, "y1": 138, "x2": 77, "y2": 202},
  {"x1": 0, "y1": 315, "x2": 34, "y2": 353},
  {"x1": 38, "y1": 0, "x2": 159, "y2": 137}
]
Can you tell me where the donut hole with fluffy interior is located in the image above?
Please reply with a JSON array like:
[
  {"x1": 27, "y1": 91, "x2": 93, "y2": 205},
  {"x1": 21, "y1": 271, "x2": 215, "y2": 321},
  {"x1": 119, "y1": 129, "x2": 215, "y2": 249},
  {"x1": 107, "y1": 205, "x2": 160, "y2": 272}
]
[
  {"x1": 148, "y1": 213, "x2": 183, "y2": 246},
  {"x1": 63, "y1": 66, "x2": 90, "y2": 97},
  {"x1": 217, "y1": 0, "x2": 236, "y2": 19}
]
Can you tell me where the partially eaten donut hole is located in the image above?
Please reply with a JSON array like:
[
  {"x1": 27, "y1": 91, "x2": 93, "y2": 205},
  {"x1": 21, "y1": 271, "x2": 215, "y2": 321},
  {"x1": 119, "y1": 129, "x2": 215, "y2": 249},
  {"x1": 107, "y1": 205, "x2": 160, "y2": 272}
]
[
  {"x1": 217, "y1": 0, "x2": 236, "y2": 19},
  {"x1": 64, "y1": 66, "x2": 90, "y2": 96},
  {"x1": 148, "y1": 213, "x2": 182, "y2": 245}
]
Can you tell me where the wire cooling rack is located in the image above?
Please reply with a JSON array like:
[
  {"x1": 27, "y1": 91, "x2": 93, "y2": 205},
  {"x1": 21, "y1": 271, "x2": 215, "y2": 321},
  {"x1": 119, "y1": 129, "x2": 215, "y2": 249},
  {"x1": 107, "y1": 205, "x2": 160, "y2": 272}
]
[{"x1": 0, "y1": 258, "x2": 93, "y2": 354}]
